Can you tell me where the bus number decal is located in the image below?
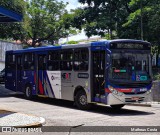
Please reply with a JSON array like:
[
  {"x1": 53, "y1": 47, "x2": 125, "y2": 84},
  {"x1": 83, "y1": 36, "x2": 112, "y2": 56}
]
[{"x1": 78, "y1": 73, "x2": 89, "y2": 79}]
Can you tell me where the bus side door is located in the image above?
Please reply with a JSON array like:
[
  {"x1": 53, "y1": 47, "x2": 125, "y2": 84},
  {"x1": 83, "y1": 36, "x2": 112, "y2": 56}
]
[
  {"x1": 5, "y1": 53, "x2": 16, "y2": 91},
  {"x1": 16, "y1": 55, "x2": 23, "y2": 91},
  {"x1": 36, "y1": 54, "x2": 47, "y2": 95},
  {"x1": 92, "y1": 50, "x2": 105, "y2": 101}
]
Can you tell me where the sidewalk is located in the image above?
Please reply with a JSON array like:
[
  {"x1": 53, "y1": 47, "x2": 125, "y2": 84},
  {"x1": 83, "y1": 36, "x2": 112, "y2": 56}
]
[{"x1": 0, "y1": 109, "x2": 45, "y2": 127}]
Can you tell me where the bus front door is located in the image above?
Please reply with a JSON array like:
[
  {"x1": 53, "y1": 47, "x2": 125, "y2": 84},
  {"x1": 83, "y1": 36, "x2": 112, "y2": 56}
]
[
  {"x1": 92, "y1": 50, "x2": 105, "y2": 102},
  {"x1": 16, "y1": 55, "x2": 23, "y2": 91},
  {"x1": 36, "y1": 54, "x2": 47, "y2": 96}
]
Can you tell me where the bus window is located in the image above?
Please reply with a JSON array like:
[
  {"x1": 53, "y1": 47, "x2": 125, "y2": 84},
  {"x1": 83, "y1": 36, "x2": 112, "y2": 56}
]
[
  {"x1": 6, "y1": 54, "x2": 16, "y2": 69},
  {"x1": 48, "y1": 51, "x2": 60, "y2": 71},
  {"x1": 38, "y1": 55, "x2": 46, "y2": 70},
  {"x1": 74, "y1": 48, "x2": 88, "y2": 71},
  {"x1": 60, "y1": 50, "x2": 73, "y2": 71},
  {"x1": 23, "y1": 53, "x2": 34, "y2": 70}
]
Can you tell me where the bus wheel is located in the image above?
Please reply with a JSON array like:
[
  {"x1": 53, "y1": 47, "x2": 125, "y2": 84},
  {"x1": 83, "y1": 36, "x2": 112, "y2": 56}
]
[
  {"x1": 110, "y1": 104, "x2": 125, "y2": 110},
  {"x1": 75, "y1": 90, "x2": 91, "y2": 110},
  {"x1": 24, "y1": 85, "x2": 32, "y2": 99}
]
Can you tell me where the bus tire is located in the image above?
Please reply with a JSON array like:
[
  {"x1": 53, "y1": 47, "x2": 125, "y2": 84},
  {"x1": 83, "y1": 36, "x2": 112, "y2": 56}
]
[
  {"x1": 110, "y1": 104, "x2": 125, "y2": 110},
  {"x1": 75, "y1": 90, "x2": 91, "y2": 110},
  {"x1": 24, "y1": 85, "x2": 32, "y2": 100}
]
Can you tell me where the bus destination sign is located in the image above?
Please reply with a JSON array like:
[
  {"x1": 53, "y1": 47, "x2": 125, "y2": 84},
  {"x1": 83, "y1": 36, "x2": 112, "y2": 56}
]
[{"x1": 110, "y1": 43, "x2": 150, "y2": 50}]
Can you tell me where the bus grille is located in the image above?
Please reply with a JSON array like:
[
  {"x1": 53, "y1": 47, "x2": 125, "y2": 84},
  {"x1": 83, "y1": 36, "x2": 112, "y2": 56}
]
[
  {"x1": 125, "y1": 97, "x2": 145, "y2": 102},
  {"x1": 124, "y1": 92, "x2": 146, "y2": 95},
  {"x1": 117, "y1": 83, "x2": 150, "y2": 88}
]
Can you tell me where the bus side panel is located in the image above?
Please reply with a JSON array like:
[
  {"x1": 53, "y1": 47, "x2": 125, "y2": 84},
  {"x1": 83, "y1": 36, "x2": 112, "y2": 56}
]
[
  {"x1": 5, "y1": 69, "x2": 16, "y2": 91},
  {"x1": 73, "y1": 71, "x2": 91, "y2": 102},
  {"x1": 61, "y1": 71, "x2": 74, "y2": 101},
  {"x1": 45, "y1": 71, "x2": 60, "y2": 98}
]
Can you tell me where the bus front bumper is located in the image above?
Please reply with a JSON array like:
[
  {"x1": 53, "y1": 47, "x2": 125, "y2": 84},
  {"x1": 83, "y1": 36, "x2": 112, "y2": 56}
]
[{"x1": 107, "y1": 92, "x2": 151, "y2": 105}]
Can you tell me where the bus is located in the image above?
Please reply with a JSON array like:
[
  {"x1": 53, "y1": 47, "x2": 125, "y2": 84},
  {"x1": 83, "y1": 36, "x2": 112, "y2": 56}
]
[{"x1": 5, "y1": 39, "x2": 152, "y2": 110}]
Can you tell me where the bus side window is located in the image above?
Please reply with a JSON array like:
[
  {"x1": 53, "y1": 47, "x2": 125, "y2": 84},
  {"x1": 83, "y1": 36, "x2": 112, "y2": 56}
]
[
  {"x1": 23, "y1": 53, "x2": 34, "y2": 70},
  {"x1": 74, "y1": 48, "x2": 88, "y2": 71},
  {"x1": 38, "y1": 55, "x2": 46, "y2": 70},
  {"x1": 60, "y1": 50, "x2": 73, "y2": 71},
  {"x1": 6, "y1": 54, "x2": 16, "y2": 69},
  {"x1": 48, "y1": 51, "x2": 60, "y2": 71}
]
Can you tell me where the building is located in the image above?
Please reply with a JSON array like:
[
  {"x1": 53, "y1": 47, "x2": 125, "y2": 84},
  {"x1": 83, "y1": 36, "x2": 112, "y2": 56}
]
[{"x1": 0, "y1": 41, "x2": 22, "y2": 70}]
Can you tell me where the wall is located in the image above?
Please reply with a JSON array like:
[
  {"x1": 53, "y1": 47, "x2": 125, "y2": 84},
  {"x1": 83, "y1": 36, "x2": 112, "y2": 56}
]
[
  {"x1": 0, "y1": 40, "x2": 22, "y2": 71},
  {"x1": 151, "y1": 81, "x2": 160, "y2": 102}
]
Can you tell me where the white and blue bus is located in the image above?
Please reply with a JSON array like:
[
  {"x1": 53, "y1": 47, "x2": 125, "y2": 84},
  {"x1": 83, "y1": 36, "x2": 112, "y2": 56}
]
[{"x1": 5, "y1": 39, "x2": 152, "y2": 109}]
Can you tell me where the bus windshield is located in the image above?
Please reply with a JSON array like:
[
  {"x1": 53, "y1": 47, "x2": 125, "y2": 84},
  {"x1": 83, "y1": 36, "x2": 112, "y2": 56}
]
[{"x1": 109, "y1": 52, "x2": 151, "y2": 83}]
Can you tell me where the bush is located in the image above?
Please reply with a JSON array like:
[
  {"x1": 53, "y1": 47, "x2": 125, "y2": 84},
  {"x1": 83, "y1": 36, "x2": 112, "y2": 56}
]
[{"x1": 67, "y1": 41, "x2": 79, "y2": 44}]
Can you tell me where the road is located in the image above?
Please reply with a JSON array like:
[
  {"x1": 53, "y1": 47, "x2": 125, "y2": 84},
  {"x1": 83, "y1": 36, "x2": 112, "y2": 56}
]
[{"x1": 0, "y1": 84, "x2": 160, "y2": 135}]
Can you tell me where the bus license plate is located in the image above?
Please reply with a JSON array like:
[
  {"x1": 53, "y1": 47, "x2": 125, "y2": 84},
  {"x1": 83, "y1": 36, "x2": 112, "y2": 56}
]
[{"x1": 132, "y1": 97, "x2": 139, "y2": 100}]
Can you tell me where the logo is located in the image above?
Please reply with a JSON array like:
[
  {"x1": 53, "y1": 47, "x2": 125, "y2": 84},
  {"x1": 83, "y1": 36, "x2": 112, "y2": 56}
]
[
  {"x1": 2, "y1": 127, "x2": 12, "y2": 132},
  {"x1": 140, "y1": 88, "x2": 147, "y2": 92},
  {"x1": 61, "y1": 73, "x2": 71, "y2": 80},
  {"x1": 51, "y1": 76, "x2": 55, "y2": 80}
]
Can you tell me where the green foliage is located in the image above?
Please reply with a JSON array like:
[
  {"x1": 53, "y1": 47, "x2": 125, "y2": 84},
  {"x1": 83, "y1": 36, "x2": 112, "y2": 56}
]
[
  {"x1": 0, "y1": 0, "x2": 26, "y2": 42},
  {"x1": 0, "y1": 0, "x2": 78, "y2": 47},
  {"x1": 76, "y1": 0, "x2": 160, "y2": 60},
  {"x1": 154, "y1": 74, "x2": 160, "y2": 80},
  {"x1": 0, "y1": 0, "x2": 24, "y2": 14},
  {"x1": 24, "y1": 0, "x2": 68, "y2": 46},
  {"x1": 75, "y1": 0, "x2": 131, "y2": 38},
  {"x1": 67, "y1": 40, "x2": 79, "y2": 44}
]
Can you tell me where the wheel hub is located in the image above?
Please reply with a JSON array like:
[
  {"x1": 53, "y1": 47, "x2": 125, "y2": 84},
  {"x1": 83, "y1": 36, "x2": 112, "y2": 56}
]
[{"x1": 80, "y1": 95, "x2": 87, "y2": 105}]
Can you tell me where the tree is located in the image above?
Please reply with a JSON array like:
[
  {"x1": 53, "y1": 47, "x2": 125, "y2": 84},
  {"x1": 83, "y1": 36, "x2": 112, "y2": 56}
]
[
  {"x1": 0, "y1": 0, "x2": 77, "y2": 47},
  {"x1": 74, "y1": 0, "x2": 132, "y2": 39},
  {"x1": 123, "y1": 0, "x2": 160, "y2": 63},
  {"x1": 123, "y1": 0, "x2": 160, "y2": 41},
  {"x1": 24, "y1": 0, "x2": 69, "y2": 46},
  {"x1": 0, "y1": 0, "x2": 23, "y2": 14},
  {"x1": 0, "y1": 0, "x2": 26, "y2": 41}
]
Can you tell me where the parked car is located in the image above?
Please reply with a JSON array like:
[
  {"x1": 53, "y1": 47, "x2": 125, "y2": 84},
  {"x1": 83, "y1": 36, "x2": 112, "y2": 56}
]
[{"x1": 0, "y1": 68, "x2": 5, "y2": 83}]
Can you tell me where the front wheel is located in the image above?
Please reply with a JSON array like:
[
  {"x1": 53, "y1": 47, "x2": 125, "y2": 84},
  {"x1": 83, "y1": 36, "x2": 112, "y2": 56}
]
[
  {"x1": 75, "y1": 91, "x2": 91, "y2": 110},
  {"x1": 110, "y1": 104, "x2": 125, "y2": 110},
  {"x1": 24, "y1": 85, "x2": 32, "y2": 99}
]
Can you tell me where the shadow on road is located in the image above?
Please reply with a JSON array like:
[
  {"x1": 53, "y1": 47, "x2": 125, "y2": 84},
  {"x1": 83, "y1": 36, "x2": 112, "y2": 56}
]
[
  {"x1": 13, "y1": 94, "x2": 155, "y2": 117},
  {"x1": 0, "y1": 84, "x2": 154, "y2": 116}
]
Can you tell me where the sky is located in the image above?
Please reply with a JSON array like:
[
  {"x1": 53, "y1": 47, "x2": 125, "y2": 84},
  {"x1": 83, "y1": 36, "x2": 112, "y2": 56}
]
[{"x1": 58, "y1": 0, "x2": 100, "y2": 44}]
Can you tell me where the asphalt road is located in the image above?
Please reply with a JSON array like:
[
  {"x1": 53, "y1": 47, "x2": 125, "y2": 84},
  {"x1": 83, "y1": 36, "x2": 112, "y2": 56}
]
[{"x1": 0, "y1": 84, "x2": 160, "y2": 135}]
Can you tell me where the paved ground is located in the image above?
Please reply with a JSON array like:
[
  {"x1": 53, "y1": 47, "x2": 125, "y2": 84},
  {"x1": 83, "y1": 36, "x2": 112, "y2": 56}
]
[{"x1": 0, "y1": 84, "x2": 160, "y2": 135}]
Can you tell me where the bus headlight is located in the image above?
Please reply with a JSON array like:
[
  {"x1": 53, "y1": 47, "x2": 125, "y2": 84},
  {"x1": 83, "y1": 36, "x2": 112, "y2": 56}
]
[
  {"x1": 108, "y1": 85, "x2": 124, "y2": 96},
  {"x1": 117, "y1": 92, "x2": 124, "y2": 96},
  {"x1": 146, "y1": 90, "x2": 151, "y2": 94}
]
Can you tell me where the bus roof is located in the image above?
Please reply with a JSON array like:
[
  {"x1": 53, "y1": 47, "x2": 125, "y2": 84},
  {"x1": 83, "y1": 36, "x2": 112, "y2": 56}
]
[{"x1": 6, "y1": 39, "x2": 151, "y2": 54}]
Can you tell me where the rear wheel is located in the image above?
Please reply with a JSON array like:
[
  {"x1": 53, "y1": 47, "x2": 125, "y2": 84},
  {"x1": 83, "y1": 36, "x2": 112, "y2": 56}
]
[
  {"x1": 24, "y1": 85, "x2": 32, "y2": 99},
  {"x1": 75, "y1": 90, "x2": 91, "y2": 110},
  {"x1": 110, "y1": 104, "x2": 125, "y2": 110}
]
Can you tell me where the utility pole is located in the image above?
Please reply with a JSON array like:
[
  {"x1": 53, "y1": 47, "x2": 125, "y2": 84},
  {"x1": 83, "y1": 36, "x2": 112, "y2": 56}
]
[{"x1": 140, "y1": 0, "x2": 143, "y2": 40}]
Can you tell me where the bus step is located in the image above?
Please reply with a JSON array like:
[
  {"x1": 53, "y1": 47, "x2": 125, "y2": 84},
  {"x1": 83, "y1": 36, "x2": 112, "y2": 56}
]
[{"x1": 38, "y1": 95, "x2": 48, "y2": 98}]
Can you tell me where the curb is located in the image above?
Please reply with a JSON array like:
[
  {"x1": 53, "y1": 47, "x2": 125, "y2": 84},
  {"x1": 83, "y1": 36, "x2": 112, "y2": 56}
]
[
  {"x1": 0, "y1": 109, "x2": 46, "y2": 128},
  {"x1": 15, "y1": 117, "x2": 46, "y2": 128}
]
